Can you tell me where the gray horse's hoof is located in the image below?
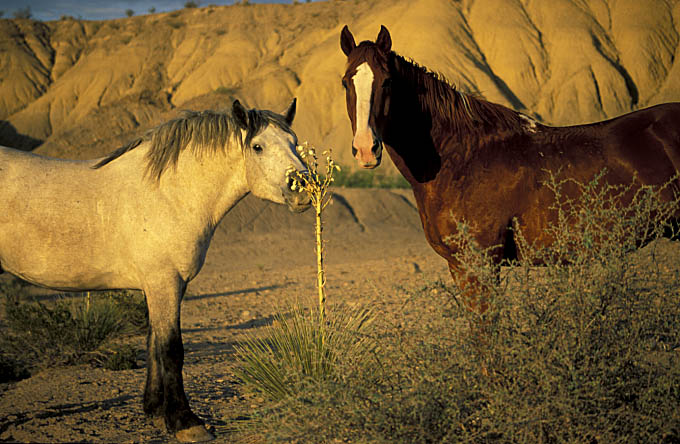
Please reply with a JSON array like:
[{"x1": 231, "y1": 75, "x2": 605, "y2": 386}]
[{"x1": 175, "y1": 425, "x2": 215, "y2": 443}]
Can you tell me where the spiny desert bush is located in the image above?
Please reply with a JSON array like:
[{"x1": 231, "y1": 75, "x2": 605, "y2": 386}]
[
  {"x1": 440, "y1": 170, "x2": 680, "y2": 443},
  {"x1": 0, "y1": 289, "x2": 147, "y2": 375},
  {"x1": 236, "y1": 170, "x2": 680, "y2": 443}
]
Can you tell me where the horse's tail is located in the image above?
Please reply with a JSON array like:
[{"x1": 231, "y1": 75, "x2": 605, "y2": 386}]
[{"x1": 91, "y1": 138, "x2": 144, "y2": 169}]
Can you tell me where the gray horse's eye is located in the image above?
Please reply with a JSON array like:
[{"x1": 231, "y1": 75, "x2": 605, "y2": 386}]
[{"x1": 252, "y1": 144, "x2": 263, "y2": 153}]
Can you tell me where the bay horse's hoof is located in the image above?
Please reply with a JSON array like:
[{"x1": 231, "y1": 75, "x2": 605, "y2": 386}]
[{"x1": 175, "y1": 425, "x2": 215, "y2": 442}]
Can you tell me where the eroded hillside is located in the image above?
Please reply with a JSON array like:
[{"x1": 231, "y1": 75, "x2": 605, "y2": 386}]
[{"x1": 1, "y1": 0, "x2": 679, "y2": 170}]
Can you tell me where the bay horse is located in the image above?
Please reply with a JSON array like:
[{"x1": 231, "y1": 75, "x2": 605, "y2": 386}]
[
  {"x1": 340, "y1": 25, "x2": 680, "y2": 305},
  {"x1": 0, "y1": 99, "x2": 309, "y2": 442}
]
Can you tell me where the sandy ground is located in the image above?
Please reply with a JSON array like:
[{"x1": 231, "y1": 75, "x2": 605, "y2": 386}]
[{"x1": 0, "y1": 187, "x2": 452, "y2": 443}]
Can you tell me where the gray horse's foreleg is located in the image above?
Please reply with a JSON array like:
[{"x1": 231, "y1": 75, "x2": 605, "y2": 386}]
[
  {"x1": 144, "y1": 278, "x2": 214, "y2": 442},
  {"x1": 143, "y1": 326, "x2": 164, "y2": 419}
]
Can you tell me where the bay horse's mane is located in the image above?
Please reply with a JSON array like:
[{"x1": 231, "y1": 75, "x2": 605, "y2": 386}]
[
  {"x1": 388, "y1": 51, "x2": 526, "y2": 137},
  {"x1": 93, "y1": 108, "x2": 293, "y2": 181}
]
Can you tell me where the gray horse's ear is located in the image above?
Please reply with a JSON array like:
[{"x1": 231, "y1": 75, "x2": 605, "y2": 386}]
[
  {"x1": 376, "y1": 25, "x2": 391, "y2": 53},
  {"x1": 232, "y1": 100, "x2": 249, "y2": 129},
  {"x1": 283, "y1": 98, "x2": 296, "y2": 126},
  {"x1": 340, "y1": 25, "x2": 356, "y2": 56}
]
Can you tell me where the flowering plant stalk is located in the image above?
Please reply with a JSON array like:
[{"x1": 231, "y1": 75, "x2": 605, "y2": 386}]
[{"x1": 286, "y1": 143, "x2": 340, "y2": 324}]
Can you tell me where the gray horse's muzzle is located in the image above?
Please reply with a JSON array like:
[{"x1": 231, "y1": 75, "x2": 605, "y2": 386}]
[
  {"x1": 282, "y1": 179, "x2": 311, "y2": 213},
  {"x1": 284, "y1": 192, "x2": 311, "y2": 213}
]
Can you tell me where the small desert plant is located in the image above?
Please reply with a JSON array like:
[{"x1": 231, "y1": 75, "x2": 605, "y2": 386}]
[
  {"x1": 148, "y1": 7, "x2": 156, "y2": 14},
  {"x1": 234, "y1": 146, "x2": 376, "y2": 410},
  {"x1": 184, "y1": 1, "x2": 199, "y2": 7},
  {"x1": 99, "y1": 344, "x2": 140, "y2": 370},
  {"x1": 125, "y1": 9, "x2": 134, "y2": 17},
  {"x1": 235, "y1": 304, "x2": 375, "y2": 401},
  {"x1": 286, "y1": 143, "x2": 341, "y2": 320},
  {"x1": 0, "y1": 290, "x2": 147, "y2": 372}
]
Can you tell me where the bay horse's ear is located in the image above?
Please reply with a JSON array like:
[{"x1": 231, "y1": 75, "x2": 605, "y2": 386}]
[
  {"x1": 283, "y1": 98, "x2": 296, "y2": 126},
  {"x1": 376, "y1": 25, "x2": 392, "y2": 53},
  {"x1": 232, "y1": 100, "x2": 249, "y2": 129},
  {"x1": 340, "y1": 25, "x2": 356, "y2": 56}
]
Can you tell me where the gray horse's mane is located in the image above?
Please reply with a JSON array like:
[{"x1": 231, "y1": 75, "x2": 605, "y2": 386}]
[{"x1": 93, "y1": 108, "x2": 292, "y2": 181}]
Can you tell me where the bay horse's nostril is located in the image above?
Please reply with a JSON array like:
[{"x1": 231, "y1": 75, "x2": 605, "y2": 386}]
[{"x1": 371, "y1": 140, "x2": 380, "y2": 154}]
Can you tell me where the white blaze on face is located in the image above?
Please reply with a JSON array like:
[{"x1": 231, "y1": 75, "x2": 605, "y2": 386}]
[{"x1": 352, "y1": 62, "x2": 376, "y2": 154}]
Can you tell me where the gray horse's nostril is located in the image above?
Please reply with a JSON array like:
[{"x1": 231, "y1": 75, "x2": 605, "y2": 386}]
[{"x1": 352, "y1": 146, "x2": 358, "y2": 157}]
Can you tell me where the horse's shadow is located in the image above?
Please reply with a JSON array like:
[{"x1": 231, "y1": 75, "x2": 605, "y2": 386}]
[
  {"x1": 184, "y1": 284, "x2": 284, "y2": 301},
  {"x1": 0, "y1": 395, "x2": 136, "y2": 437}
]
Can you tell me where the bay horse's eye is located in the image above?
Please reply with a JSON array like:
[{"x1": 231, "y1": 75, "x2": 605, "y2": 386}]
[{"x1": 252, "y1": 144, "x2": 263, "y2": 153}]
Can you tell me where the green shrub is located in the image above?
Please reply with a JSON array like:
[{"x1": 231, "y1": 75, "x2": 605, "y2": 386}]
[
  {"x1": 333, "y1": 165, "x2": 409, "y2": 188},
  {"x1": 100, "y1": 344, "x2": 140, "y2": 371},
  {"x1": 215, "y1": 86, "x2": 236, "y2": 95},
  {"x1": 0, "y1": 353, "x2": 30, "y2": 383},
  {"x1": 235, "y1": 170, "x2": 680, "y2": 443}
]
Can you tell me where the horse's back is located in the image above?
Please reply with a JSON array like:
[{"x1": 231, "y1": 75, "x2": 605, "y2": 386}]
[{"x1": 597, "y1": 103, "x2": 680, "y2": 185}]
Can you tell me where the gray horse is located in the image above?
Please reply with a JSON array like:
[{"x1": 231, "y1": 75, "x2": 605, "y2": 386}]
[{"x1": 0, "y1": 99, "x2": 309, "y2": 442}]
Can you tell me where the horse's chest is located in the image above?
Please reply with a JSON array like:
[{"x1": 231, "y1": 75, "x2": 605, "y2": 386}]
[
  {"x1": 174, "y1": 235, "x2": 213, "y2": 282},
  {"x1": 413, "y1": 176, "x2": 522, "y2": 260}
]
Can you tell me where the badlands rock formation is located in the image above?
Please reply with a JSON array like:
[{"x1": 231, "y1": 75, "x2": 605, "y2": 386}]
[{"x1": 1, "y1": 0, "x2": 679, "y2": 171}]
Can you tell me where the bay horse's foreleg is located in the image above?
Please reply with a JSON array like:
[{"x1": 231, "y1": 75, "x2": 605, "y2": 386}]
[
  {"x1": 449, "y1": 261, "x2": 494, "y2": 378},
  {"x1": 448, "y1": 262, "x2": 490, "y2": 314},
  {"x1": 144, "y1": 278, "x2": 214, "y2": 443}
]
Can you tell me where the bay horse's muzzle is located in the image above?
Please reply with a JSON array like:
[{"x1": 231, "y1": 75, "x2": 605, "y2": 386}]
[{"x1": 352, "y1": 139, "x2": 382, "y2": 169}]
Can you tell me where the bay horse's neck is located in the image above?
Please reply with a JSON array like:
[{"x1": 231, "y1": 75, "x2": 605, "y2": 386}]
[{"x1": 383, "y1": 53, "x2": 522, "y2": 186}]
